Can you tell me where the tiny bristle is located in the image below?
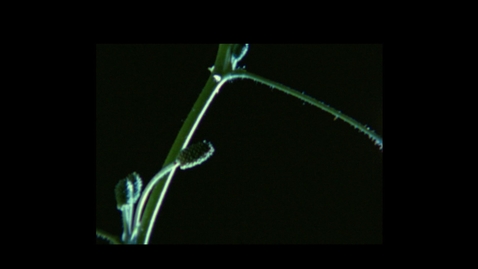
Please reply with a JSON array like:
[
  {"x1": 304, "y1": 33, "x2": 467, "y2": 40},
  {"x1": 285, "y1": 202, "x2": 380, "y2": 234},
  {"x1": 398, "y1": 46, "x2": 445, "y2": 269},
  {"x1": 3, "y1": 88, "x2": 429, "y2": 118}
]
[{"x1": 177, "y1": 140, "x2": 214, "y2": 170}]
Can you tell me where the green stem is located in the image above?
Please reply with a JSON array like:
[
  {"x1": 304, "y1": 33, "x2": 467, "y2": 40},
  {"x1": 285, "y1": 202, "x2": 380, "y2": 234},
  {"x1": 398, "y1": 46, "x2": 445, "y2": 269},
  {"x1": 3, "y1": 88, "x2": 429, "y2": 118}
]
[
  {"x1": 228, "y1": 69, "x2": 383, "y2": 150},
  {"x1": 134, "y1": 44, "x2": 382, "y2": 244},
  {"x1": 135, "y1": 44, "x2": 236, "y2": 244},
  {"x1": 130, "y1": 161, "x2": 178, "y2": 243}
]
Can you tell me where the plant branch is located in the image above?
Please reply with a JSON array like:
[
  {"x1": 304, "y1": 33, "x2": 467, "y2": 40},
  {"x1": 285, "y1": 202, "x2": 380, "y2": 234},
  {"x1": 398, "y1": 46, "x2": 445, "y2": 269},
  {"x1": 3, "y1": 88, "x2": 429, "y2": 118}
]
[
  {"x1": 133, "y1": 44, "x2": 382, "y2": 244},
  {"x1": 135, "y1": 44, "x2": 237, "y2": 244},
  {"x1": 227, "y1": 69, "x2": 383, "y2": 150}
]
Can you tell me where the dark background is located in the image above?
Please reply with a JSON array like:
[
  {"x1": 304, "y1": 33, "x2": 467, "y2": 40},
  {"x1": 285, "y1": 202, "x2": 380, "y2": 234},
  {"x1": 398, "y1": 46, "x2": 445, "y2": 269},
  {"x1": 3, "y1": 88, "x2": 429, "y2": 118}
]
[{"x1": 96, "y1": 44, "x2": 382, "y2": 244}]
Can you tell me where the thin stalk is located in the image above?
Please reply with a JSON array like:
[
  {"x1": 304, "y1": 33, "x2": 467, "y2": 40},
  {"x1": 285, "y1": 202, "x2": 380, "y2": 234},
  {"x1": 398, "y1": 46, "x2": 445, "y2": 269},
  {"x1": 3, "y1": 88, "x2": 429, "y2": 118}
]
[
  {"x1": 130, "y1": 161, "x2": 178, "y2": 243},
  {"x1": 135, "y1": 44, "x2": 236, "y2": 244},
  {"x1": 134, "y1": 44, "x2": 382, "y2": 244},
  {"x1": 228, "y1": 69, "x2": 383, "y2": 150},
  {"x1": 121, "y1": 205, "x2": 132, "y2": 242}
]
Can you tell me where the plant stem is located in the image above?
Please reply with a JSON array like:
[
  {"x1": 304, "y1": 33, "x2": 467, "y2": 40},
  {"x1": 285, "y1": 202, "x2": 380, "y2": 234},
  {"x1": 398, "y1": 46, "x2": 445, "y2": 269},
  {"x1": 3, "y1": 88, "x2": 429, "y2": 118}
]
[
  {"x1": 134, "y1": 44, "x2": 382, "y2": 244},
  {"x1": 228, "y1": 69, "x2": 383, "y2": 150},
  {"x1": 130, "y1": 161, "x2": 178, "y2": 243},
  {"x1": 135, "y1": 44, "x2": 236, "y2": 244}
]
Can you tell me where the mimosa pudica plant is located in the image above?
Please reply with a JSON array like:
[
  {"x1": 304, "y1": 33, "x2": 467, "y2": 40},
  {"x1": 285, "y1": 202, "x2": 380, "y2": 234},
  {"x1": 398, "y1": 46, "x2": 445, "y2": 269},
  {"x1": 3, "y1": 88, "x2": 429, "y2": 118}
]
[{"x1": 96, "y1": 44, "x2": 382, "y2": 244}]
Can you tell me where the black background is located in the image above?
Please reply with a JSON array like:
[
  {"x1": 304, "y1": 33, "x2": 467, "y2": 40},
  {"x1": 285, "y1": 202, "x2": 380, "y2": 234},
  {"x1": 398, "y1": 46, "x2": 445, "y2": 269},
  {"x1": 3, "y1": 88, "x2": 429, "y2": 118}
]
[{"x1": 96, "y1": 44, "x2": 382, "y2": 244}]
